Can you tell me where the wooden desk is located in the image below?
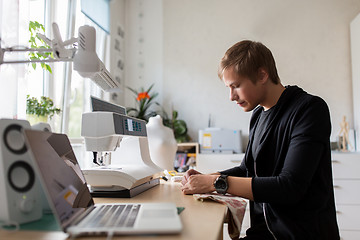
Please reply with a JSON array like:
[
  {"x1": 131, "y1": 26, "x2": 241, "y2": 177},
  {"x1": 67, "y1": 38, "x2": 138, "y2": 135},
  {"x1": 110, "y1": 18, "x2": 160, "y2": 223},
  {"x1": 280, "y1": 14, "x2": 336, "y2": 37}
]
[{"x1": 0, "y1": 180, "x2": 227, "y2": 240}]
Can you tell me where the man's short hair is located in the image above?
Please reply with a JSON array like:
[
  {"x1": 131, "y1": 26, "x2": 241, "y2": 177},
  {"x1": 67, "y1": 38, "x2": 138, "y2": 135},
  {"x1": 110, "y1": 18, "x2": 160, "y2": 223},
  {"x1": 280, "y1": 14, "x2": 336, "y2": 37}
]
[{"x1": 218, "y1": 40, "x2": 280, "y2": 84}]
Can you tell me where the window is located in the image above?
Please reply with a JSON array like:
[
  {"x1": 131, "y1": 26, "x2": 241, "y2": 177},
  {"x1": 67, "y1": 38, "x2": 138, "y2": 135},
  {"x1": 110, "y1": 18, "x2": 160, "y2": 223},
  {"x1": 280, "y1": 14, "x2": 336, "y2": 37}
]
[
  {"x1": 65, "y1": 0, "x2": 110, "y2": 138},
  {"x1": 0, "y1": 0, "x2": 45, "y2": 120},
  {"x1": 0, "y1": 0, "x2": 110, "y2": 139}
]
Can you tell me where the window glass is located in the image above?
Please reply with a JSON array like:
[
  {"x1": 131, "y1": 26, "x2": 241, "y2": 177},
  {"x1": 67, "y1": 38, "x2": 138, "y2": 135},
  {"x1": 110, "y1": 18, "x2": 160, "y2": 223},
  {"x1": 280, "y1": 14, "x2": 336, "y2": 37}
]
[
  {"x1": 0, "y1": 0, "x2": 45, "y2": 120},
  {"x1": 66, "y1": 0, "x2": 108, "y2": 138},
  {"x1": 48, "y1": 0, "x2": 70, "y2": 133}
]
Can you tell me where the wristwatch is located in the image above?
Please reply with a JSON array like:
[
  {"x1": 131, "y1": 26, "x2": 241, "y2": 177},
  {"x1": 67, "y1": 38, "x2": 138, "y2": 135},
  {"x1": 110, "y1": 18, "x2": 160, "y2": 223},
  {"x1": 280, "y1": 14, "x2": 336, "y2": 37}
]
[{"x1": 214, "y1": 175, "x2": 228, "y2": 195}]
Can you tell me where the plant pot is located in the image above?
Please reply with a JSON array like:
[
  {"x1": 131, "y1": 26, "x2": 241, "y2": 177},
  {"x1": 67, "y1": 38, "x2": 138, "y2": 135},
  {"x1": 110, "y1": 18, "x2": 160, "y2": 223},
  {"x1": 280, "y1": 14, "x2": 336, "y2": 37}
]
[{"x1": 26, "y1": 114, "x2": 48, "y2": 126}]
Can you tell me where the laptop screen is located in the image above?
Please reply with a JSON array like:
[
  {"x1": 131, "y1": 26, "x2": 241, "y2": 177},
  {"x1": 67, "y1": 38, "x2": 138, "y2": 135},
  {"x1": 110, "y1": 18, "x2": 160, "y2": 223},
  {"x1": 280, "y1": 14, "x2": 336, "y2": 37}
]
[{"x1": 23, "y1": 129, "x2": 94, "y2": 229}]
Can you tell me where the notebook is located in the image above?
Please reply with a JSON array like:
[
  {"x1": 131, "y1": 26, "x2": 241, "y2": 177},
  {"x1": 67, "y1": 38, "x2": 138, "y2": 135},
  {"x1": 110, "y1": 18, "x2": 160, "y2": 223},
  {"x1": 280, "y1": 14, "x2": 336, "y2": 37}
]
[{"x1": 23, "y1": 129, "x2": 182, "y2": 237}]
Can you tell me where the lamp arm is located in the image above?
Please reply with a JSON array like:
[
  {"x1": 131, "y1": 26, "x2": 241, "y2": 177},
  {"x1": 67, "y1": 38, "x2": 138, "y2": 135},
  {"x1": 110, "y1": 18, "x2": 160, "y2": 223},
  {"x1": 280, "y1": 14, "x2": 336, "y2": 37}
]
[
  {"x1": 1, "y1": 58, "x2": 73, "y2": 64},
  {"x1": 0, "y1": 47, "x2": 74, "y2": 65},
  {"x1": 1, "y1": 47, "x2": 52, "y2": 53},
  {"x1": 0, "y1": 23, "x2": 121, "y2": 92}
]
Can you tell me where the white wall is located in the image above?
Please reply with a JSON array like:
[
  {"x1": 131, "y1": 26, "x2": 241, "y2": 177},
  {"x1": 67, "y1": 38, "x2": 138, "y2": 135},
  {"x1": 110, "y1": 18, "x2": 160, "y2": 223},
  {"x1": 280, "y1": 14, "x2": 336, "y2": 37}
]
[
  {"x1": 109, "y1": 0, "x2": 126, "y2": 103},
  {"x1": 123, "y1": 0, "x2": 360, "y2": 142},
  {"x1": 124, "y1": 0, "x2": 163, "y2": 109}
]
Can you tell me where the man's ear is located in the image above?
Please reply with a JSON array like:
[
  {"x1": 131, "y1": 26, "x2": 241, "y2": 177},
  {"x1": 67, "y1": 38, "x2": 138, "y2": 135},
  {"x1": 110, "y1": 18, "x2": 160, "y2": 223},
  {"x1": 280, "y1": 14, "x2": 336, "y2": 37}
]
[{"x1": 257, "y1": 67, "x2": 269, "y2": 84}]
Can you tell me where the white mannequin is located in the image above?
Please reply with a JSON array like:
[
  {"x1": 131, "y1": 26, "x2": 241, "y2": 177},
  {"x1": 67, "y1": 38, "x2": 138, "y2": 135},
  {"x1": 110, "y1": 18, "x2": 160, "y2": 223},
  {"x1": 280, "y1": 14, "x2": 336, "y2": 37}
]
[{"x1": 146, "y1": 115, "x2": 177, "y2": 171}]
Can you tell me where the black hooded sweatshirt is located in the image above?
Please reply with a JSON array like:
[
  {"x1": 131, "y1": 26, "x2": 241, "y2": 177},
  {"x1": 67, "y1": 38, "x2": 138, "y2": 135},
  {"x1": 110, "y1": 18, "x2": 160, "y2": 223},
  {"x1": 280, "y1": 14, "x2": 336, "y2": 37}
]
[{"x1": 220, "y1": 86, "x2": 340, "y2": 240}]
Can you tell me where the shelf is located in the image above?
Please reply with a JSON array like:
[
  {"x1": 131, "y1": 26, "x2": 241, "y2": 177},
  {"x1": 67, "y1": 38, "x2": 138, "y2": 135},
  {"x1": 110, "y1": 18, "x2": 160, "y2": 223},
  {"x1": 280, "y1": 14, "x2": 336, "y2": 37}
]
[
  {"x1": 177, "y1": 142, "x2": 199, "y2": 153},
  {"x1": 175, "y1": 142, "x2": 199, "y2": 172}
]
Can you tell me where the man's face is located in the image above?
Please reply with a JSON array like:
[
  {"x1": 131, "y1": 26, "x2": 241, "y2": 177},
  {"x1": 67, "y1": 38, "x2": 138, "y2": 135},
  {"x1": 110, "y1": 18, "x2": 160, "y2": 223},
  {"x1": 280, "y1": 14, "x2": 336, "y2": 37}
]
[{"x1": 223, "y1": 66, "x2": 265, "y2": 112}]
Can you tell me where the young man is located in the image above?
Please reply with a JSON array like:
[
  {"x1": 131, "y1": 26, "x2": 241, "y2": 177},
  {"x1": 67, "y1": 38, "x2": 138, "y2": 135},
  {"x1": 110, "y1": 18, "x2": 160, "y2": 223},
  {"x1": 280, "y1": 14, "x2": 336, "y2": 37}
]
[{"x1": 181, "y1": 40, "x2": 340, "y2": 239}]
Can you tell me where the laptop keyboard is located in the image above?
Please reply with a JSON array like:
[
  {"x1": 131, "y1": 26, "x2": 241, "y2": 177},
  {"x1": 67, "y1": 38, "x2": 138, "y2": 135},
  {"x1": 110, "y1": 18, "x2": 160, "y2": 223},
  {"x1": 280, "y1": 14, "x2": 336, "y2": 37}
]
[{"x1": 81, "y1": 204, "x2": 141, "y2": 228}]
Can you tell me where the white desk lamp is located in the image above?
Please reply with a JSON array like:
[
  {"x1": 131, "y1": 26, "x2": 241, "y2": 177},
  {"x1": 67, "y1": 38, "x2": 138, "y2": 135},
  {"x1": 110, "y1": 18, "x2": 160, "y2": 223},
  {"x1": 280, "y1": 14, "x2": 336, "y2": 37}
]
[{"x1": 0, "y1": 23, "x2": 120, "y2": 92}]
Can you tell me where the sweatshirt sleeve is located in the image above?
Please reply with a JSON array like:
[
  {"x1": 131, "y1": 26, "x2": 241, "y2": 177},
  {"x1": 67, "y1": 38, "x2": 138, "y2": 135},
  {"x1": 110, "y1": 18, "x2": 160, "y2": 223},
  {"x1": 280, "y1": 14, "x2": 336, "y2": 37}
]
[{"x1": 252, "y1": 97, "x2": 331, "y2": 204}]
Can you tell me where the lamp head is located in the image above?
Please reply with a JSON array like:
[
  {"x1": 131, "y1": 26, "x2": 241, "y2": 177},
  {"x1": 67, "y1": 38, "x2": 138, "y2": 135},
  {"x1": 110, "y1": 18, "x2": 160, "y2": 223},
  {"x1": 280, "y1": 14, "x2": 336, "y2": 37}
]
[{"x1": 73, "y1": 25, "x2": 100, "y2": 77}]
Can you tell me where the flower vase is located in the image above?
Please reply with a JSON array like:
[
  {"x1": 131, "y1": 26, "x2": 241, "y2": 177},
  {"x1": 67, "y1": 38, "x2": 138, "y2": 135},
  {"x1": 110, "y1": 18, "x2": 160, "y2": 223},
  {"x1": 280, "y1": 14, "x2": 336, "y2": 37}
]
[
  {"x1": 26, "y1": 114, "x2": 48, "y2": 126},
  {"x1": 146, "y1": 115, "x2": 177, "y2": 171}
]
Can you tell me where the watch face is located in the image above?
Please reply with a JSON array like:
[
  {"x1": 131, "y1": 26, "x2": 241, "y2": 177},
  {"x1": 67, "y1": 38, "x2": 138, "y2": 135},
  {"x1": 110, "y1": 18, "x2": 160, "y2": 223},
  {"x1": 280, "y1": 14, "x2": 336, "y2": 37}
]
[
  {"x1": 216, "y1": 180, "x2": 226, "y2": 189},
  {"x1": 215, "y1": 175, "x2": 228, "y2": 194}
]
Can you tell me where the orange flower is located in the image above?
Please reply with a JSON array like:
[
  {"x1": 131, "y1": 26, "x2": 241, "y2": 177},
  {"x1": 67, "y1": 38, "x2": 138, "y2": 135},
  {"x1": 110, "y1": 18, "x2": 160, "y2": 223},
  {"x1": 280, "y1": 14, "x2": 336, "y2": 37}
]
[{"x1": 137, "y1": 92, "x2": 150, "y2": 101}]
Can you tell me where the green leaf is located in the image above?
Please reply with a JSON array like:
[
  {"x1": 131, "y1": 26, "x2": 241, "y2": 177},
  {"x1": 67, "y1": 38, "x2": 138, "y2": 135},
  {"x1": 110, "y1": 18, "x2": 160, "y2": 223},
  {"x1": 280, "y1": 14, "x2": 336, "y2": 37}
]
[
  {"x1": 174, "y1": 120, "x2": 187, "y2": 135},
  {"x1": 29, "y1": 21, "x2": 35, "y2": 30},
  {"x1": 148, "y1": 92, "x2": 158, "y2": 103},
  {"x1": 146, "y1": 83, "x2": 155, "y2": 93},
  {"x1": 126, "y1": 86, "x2": 139, "y2": 96},
  {"x1": 172, "y1": 110, "x2": 178, "y2": 120},
  {"x1": 45, "y1": 64, "x2": 52, "y2": 73}
]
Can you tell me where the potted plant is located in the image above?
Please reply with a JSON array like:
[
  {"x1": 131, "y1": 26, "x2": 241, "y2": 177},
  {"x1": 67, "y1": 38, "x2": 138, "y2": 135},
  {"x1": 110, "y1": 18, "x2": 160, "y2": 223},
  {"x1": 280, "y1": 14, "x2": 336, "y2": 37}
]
[
  {"x1": 126, "y1": 83, "x2": 191, "y2": 142},
  {"x1": 162, "y1": 109, "x2": 191, "y2": 143},
  {"x1": 26, "y1": 95, "x2": 61, "y2": 125},
  {"x1": 126, "y1": 83, "x2": 160, "y2": 122}
]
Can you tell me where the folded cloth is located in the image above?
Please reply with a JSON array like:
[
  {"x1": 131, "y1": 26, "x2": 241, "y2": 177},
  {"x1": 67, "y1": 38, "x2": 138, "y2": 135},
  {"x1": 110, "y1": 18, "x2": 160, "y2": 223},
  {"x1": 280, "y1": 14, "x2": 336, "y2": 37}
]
[{"x1": 193, "y1": 193, "x2": 247, "y2": 240}]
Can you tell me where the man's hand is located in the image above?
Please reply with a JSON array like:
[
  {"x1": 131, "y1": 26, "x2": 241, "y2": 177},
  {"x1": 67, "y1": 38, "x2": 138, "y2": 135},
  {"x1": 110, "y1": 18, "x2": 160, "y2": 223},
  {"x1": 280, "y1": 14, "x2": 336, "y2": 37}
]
[
  {"x1": 181, "y1": 169, "x2": 202, "y2": 186},
  {"x1": 181, "y1": 173, "x2": 218, "y2": 195}
]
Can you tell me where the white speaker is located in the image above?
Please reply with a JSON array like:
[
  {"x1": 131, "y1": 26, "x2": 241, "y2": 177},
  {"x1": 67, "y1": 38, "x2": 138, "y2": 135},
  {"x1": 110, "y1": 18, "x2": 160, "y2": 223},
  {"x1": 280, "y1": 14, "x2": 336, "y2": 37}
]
[{"x1": 0, "y1": 119, "x2": 42, "y2": 224}]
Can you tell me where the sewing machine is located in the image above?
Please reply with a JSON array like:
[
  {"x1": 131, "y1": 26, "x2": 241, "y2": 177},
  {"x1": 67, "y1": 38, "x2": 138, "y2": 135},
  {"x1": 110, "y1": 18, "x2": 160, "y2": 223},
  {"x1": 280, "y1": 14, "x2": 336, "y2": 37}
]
[{"x1": 81, "y1": 106, "x2": 163, "y2": 197}]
